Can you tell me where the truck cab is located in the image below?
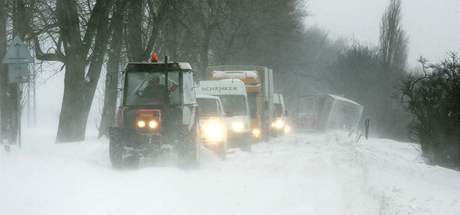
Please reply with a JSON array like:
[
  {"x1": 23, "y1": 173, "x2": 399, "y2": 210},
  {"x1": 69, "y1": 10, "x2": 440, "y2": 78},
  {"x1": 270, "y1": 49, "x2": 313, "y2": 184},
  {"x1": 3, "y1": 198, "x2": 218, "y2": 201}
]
[
  {"x1": 271, "y1": 93, "x2": 290, "y2": 135},
  {"x1": 196, "y1": 79, "x2": 252, "y2": 151},
  {"x1": 196, "y1": 94, "x2": 227, "y2": 158}
]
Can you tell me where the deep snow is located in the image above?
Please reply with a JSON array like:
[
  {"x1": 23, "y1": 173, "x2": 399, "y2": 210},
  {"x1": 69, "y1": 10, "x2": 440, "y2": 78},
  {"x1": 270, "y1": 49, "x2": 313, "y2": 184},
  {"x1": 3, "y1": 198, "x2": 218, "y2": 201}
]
[{"x1": 1, "y1": 130, "x2": 460, "y2": 215}]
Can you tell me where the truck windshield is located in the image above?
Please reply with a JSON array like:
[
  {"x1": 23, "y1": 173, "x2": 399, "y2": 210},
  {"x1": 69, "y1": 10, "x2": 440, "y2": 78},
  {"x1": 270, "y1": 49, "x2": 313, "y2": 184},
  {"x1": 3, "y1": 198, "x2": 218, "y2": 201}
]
[
  {"x1": 197, "y1": 98, "x2": 220, "y2": 116},
  {"x1": 125, "y1": 71, "x2": 179, "y2": 105},
  {"x1": 274, "y1": 104, "x2": 283, "y2": 117},
  {"x1": 217, "y1": 95, "x2": 247, "y2": 116}
]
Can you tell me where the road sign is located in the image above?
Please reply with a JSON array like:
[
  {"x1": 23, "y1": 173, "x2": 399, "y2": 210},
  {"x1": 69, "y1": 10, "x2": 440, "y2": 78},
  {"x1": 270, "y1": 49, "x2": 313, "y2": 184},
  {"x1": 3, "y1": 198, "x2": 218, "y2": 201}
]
[
  {"x1": 2, "y1": 36, "x2": 33, "y2": 64},
  {"x1": 1, "y1": 36, "x2": 34, "y2": 83}
]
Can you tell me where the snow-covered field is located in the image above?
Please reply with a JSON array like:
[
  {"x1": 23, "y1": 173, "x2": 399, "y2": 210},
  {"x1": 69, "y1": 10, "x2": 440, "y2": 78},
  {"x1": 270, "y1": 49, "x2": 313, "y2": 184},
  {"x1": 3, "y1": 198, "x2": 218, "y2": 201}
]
[{"x1": 1, "y1": 129, "x2": 460, "y2": 215}]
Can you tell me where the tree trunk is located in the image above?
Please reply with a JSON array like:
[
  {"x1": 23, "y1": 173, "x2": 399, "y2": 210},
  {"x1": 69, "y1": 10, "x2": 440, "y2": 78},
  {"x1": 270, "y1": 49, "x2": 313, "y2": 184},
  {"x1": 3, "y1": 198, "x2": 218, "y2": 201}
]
[
  {"x1": 126, "y1": 0, "x2": 144, "y2": 61},
  {"x1": 164, "y1": 18, "x2": 178, "y2": 60},
  {"x1": 55, "y1": 0, "x2": 112, "y2": 142},
  {"x1": 99, "y1": 0, "x2": 126, "y2": 137},
  {"x1": 0, "y1": 0, "x2": 31, "y2": 144},
  {"x1": 200, "y1": 30, "x2": 210, "y2": 79},
  {"x1": 56, "y1": 61, "x2": 88, "y2": 142},
  {"x1": 0, "y1": 0, "x2": 8, "y2": 142}
]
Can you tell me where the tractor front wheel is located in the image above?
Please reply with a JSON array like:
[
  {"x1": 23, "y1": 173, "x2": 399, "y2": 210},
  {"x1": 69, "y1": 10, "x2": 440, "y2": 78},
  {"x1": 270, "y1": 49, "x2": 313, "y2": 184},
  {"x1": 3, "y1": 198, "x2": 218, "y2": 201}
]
[
  {"x1": 177, "y1": 126, "x2": 200, "y2": 168},
  {"x1": 109, "y1": 129, "x2": 139, "y2": 169}
]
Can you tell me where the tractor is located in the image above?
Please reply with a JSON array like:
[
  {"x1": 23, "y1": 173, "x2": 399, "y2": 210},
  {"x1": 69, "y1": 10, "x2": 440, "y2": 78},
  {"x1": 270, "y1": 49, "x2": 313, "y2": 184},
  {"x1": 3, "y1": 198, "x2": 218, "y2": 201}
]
[{"x1": 109, "y1": 59, "x2": 200, "y2": 169}]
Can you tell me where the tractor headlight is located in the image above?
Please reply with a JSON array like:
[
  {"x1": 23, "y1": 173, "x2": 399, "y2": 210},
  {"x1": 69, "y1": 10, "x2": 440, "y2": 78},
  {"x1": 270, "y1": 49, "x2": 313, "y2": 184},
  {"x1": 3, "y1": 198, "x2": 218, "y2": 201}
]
[
  {"x1": 137, "y1": 120, "x2": 146, "y2": 128},
  {"x1": 201, "y1": 120, "x2": 226, "y2": 142},
  {"x1": 271, "y1": 118, "x2": 285, "y2": 130},
  {"x1": 148, "y1": 120, "x2": 159, "y2": 129},
  {"x1": 231, "y1": 121, "x2": 245, "y2": 133}
]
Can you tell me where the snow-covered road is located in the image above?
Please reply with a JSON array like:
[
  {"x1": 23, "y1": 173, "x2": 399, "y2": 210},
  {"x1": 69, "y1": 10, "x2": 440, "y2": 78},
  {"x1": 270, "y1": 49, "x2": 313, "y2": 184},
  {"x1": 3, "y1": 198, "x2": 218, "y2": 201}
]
[{"x1": 1, "y1": 130, "x2": 460, "y2": 215}]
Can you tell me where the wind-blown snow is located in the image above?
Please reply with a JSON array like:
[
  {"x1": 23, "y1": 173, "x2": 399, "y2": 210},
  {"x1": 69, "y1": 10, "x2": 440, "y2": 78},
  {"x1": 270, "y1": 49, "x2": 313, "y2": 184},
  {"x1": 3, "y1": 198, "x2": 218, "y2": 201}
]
[{"x1": 1, "y1": 130, "x2": 460, "y2": 215}]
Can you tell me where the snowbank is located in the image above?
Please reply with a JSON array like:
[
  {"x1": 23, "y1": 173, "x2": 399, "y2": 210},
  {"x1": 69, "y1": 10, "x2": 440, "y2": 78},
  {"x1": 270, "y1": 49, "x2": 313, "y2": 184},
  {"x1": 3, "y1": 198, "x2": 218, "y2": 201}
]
[
  {"x1": 1, "y1": 130, "x2": 459, "y2": 215},
  {"x1": 361, "y1": 138, "x2": 460, "y2": 214}
]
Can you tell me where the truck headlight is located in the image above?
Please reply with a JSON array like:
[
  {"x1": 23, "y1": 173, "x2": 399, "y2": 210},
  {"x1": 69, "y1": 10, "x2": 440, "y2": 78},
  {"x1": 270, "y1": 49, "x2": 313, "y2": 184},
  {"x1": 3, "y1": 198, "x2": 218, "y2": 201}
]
[
  {"x1": 252, "y1": 128, "x2": 261, "y2": 138},
  {"x1": 271, "y1": 118, "x2": 285, "y2": 130},
  {"x1": 202, "y1": 120, "x2": 226, "y2": 142},
  {"x1": 284, "y1": 125, "x2": 291, "y2": 134},
  {"x1": 231, "y1": 121, "x2": 245, "y2": 133}
]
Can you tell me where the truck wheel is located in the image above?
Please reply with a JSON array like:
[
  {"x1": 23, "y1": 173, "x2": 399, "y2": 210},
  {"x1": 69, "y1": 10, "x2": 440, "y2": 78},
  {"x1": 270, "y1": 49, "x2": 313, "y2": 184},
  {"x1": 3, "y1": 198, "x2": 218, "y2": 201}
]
[
  {"x1": 241, "y1": 141, "x2": 251, "y2": 152},
  {"x1": 240, "y1": 134, "x2": 252, "y2": 152},
  {"x1": 217, "y1": 142, "x2": 227, "y2": 160},
  {"x1": 109, "y1": 130, "x2": 139, "y2": 169}
]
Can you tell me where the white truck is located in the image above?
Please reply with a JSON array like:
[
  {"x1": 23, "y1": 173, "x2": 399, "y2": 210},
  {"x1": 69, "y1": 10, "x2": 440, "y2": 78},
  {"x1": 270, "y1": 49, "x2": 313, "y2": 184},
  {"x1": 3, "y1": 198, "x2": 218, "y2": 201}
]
[
  {"x1": 271, "y1": 93, "x2": 290, "y2": 136},
  {"x1": 196, "y1": 94, "x2": 228, "y2": 158},
  {"x1": 207, "y1": 65, "x2": 275, "y2": 142},
  {"x1": 196, "y1": 79, "x2": 252, "y2": 151}
]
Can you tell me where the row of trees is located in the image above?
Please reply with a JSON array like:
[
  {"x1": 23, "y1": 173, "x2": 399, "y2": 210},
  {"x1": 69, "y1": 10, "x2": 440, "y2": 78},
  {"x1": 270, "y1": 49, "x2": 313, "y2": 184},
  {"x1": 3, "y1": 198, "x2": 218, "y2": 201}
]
[
  {"x1": 2, "y1": 0, "x2": 456, "y2": 169},
  {"x1": 0, "y1": 0, "x2": 413, "y2": 143},
  {"x1": 0, "y1": 0, "x2": 304, "y2": 142}
]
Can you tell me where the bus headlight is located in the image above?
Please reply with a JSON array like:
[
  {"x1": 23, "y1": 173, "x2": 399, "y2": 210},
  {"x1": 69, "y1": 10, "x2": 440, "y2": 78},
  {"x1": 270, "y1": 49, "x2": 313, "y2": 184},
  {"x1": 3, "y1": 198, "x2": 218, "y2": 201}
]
[
  {"x1": 202, "y1": 120, "x2": 226, "y2": 142},
  {"x1": 231, "y1": 121, "x2": 245, "y2": 133}
]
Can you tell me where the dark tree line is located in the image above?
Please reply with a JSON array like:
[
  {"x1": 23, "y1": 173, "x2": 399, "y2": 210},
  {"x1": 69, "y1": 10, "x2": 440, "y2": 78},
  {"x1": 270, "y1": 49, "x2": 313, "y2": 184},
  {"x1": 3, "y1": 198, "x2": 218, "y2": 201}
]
[{"x1": 401, "y1": 55, "x2": 460, "y2": 169}]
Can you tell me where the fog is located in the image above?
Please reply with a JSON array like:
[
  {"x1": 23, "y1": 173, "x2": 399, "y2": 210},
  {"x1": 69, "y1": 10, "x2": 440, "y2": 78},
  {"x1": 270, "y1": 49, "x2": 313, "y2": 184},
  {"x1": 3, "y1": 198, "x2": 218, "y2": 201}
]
[
  {"x1": 1, "y1": 1, "x2": 460, "y2": 215},
  {"x1": 308, "y1": 0, "x2": 460, "y2": 65}
]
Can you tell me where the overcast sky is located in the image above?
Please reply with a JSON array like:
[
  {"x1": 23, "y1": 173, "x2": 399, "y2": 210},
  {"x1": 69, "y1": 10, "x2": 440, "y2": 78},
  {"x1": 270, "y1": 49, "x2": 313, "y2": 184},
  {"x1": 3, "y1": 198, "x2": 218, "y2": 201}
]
[{"x1": 306, "y1": 0, "x2": 460, "y2": 66}]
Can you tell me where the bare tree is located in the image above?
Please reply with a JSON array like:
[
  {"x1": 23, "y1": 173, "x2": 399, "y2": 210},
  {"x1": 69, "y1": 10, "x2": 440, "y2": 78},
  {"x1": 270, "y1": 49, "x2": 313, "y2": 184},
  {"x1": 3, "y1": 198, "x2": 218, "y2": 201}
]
[
  {"x1": 98, "y1": 0, "x2": 127, "y2": 137},
  {"x1": 376, "y1": 0, "x2": 410, "y2": 138},
  {"x1": 379, "y1": 0, "x2": 408, "y2": 71},
  {"x1": 32, "y1": 0, "x2": 114, "y2": 142},
  {"x1": 98, "y1": 0, "x2": 170, "y2": 137}
]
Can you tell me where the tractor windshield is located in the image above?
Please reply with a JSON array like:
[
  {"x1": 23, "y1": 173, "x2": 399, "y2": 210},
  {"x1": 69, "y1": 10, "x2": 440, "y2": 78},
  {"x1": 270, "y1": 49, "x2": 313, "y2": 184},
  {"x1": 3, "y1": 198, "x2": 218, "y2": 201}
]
[{"x1": 125, "y1": 71, "x2": 180, "y2": 106}]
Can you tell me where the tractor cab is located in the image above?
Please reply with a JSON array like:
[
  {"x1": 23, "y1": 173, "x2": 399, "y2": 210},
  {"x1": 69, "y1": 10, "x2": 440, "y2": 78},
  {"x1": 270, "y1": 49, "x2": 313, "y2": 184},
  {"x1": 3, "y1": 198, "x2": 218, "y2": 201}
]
[
  {"x1": 118, "y1": 62, "x2": 196, "y2": 132},
  {"x1": 122, "y1": 63, "x2": 194, "y2": 107},
  {"x1": 110, "y1": 61, "x2": 199, "y2": 169}
]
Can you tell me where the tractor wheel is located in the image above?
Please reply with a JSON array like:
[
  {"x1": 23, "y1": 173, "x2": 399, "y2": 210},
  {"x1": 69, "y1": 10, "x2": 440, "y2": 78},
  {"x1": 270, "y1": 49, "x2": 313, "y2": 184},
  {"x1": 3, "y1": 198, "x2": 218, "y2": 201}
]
[
  {"x1": 177, "y1": 126, "x2": 200, "y2": 168},
  {"x1": 109, "y1": 130, "x2": 139, "y2": 169}
]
